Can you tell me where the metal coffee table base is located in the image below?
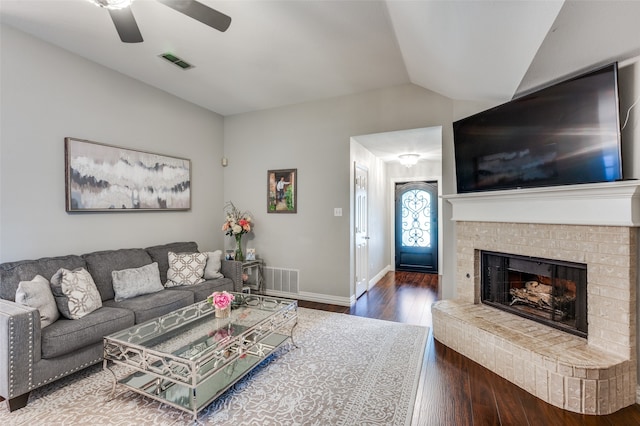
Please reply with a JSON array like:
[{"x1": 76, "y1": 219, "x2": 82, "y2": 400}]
[{"x1": 103, "y1": 294, "x2": 298, "y2": 420}]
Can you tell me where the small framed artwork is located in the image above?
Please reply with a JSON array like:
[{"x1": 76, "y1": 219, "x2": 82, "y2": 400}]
[
  {"x1": 65, "y1": 137, "x2": 191, "y2": 212},
  {"x1": 225, "y1": 250, "x2": 235, "y2": 260},
  {"x1": 268, "y1": 168, "x2": 297, "y2": 213},
  {"x1": 246, "y1": 248, "x2": 256, "y2": 261}
]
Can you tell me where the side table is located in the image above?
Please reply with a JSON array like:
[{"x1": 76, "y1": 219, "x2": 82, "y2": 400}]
[{"x1": 242, "y1": 259, "x2": 265, "y2": 293}]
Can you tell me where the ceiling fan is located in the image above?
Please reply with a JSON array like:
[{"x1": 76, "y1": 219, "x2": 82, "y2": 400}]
[{"x1": 89, "y1": 0, "x2": 231, "y2": 43}]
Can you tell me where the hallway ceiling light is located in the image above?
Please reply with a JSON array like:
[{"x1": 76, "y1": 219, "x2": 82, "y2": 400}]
[{"x1": 399, "y1": 153, "x2": 419, "y2": 168}]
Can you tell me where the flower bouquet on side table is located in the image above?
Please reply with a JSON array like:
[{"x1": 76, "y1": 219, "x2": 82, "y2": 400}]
[
  {"x1": 221, "y1": 201, "x2": 253, "y2": 261},
  {"x1": 208, "y1": 290, "x2": 235, "y2": 318}
]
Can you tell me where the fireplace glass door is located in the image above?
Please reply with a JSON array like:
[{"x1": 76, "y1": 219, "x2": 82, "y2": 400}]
[{"x1": 481, "y1": 251, "x2": 587, "y2": 337}]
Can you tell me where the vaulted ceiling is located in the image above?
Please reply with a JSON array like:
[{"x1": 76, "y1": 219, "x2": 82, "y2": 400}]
[
  {"x1": 3, "y1": 0, "x2": 639, "y2": 117},
  {"x1": 2, "y1": 1, "x2": 640, "y2": 162}
]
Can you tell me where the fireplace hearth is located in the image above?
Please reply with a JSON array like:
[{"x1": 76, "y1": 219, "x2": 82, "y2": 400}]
[
  {"x1": 481, "y1": 251, "x2": 587, "y2": 337},
  {"x1": 434, "y1": 183, "x2": 639, "y2": 415}
]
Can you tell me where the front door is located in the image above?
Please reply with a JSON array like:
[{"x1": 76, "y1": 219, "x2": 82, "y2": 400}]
[{"x1": 395, "y1": 181, "x2": 438, "y2": 273}]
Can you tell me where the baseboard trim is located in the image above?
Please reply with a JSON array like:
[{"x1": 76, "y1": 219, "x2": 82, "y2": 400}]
[
  {"x1": 264, "y1": 290, "x2": 351, "y2": 307},
  {"x1": 369, "y1": 265, "x2": 391, "y2": 291},
  {"x1": 261, "y1": 265, "x2": 387, "y2": 308}
]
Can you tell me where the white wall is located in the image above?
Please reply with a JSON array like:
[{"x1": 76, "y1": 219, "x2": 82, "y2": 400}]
[
  {"x1": 0, "y1": 25, "x2": 226, "y2": 261},
  {"x1": 619, "y1": 58, "x2": 640, "y2": 180},
  {"x1": 452, "y1": 99, "x2": 499, "y2": 122},
  {"x1": 224, "y1": 84, "x2": 455, "y2": 305}
]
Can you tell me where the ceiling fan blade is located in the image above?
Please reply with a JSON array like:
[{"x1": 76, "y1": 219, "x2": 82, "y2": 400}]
[
  {"x1": 158, "y1": 0, "x2": 231, "y2": 32},
  {"x1": 108, "y1": 7, "x2": 144, "y2": 43}
]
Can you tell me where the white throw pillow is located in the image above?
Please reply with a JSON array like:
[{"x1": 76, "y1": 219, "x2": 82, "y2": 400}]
[
  {"x1": 50, "y1": 267, "x2": 102, "y2": 319},
  {"x1": 203, "y1": 250, "x2": 224, "y2": 280},
  {"x1": 112, "y1": 262, "x2": 164, "y2": 302},
  {"x1": 15, "y1": 275, "x2": 60, "y2": 328},
  {"x1": 165, "y1": 252, "x2": 207, "y2": 287}
]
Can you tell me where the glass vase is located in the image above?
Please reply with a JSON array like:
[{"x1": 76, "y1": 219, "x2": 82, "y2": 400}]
[
  {"x1": 234, "y1": 234, "x2": 245, "y2": 262},
  {"x1": 215, "y1": 306, "x2": 230, "y2": 318}
]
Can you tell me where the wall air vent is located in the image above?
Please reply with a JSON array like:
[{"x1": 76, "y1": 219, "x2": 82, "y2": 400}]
[{"x1": 159, "y1": 53, "x2": 194, "y2": 70}]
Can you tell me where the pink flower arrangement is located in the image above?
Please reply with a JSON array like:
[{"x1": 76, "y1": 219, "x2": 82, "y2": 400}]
[{"x1": 207, "y1": 291, "x2": 235, "y2": 310}]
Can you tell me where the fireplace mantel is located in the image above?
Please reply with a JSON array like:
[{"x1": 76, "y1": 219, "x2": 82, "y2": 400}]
[{"x1": 443, "y1": 180, "x2": 640, "y2": 227}]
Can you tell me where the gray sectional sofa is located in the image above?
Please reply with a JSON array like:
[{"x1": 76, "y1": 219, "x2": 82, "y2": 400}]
[{"x1": 0, "y1": 241, "x2": 242, "y2": 411}]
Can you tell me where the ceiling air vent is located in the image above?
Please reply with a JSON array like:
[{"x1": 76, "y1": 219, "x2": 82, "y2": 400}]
[{"x1": 159, "y1": 53, "x2": 194, "y2": 70}]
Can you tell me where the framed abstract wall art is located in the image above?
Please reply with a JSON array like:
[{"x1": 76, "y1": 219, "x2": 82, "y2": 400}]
[
  {"x1": 267, "y1": 168, "x2": 297, "y2": 213},
  {"x1": 65, "y1": 137, "x2": 191, "y2": 212}
]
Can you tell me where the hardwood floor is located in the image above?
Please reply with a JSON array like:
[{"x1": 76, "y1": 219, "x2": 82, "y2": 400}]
[{"x1": 297, "y1": 271, "x2": 640, "y2": 426}]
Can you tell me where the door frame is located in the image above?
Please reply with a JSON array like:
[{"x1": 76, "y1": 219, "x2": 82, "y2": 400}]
[
  {"x1": 389, "y1": 175, "x2": 442, "y2": 275},
  {"x1": 394, "y1": 180, "x2": 439, "y2": 273},
  {"x1": 354, "y1": 162, "x2": 369, "y2": 298}
]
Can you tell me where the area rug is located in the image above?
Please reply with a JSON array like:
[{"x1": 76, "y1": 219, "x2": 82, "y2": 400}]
[{"x1": 1, "y1": 308, "x2": 429, "y2": 426}]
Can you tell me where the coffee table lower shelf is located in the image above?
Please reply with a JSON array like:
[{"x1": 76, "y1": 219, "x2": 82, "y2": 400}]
[{"x1": 108, "y1": 332, "x2": 291, "y2": 419}]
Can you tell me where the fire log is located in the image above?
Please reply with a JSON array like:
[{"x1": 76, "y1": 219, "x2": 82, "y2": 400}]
[{"x1": 509, "y1": 280, "x2": 575, "y2": 311}]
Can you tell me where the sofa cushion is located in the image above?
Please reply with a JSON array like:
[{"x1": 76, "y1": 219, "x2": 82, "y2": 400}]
[
  {"x1": 145, "y1": 241, "x2": 199, "y2": 284},
  {"x1": 112, "y1": 262, "x2": 164, "y2": 302},
  {"x1": 0, "y1": 255, "x2": 86, "y2": 302},
  {"x1": 102, "y1": 289, "x2": 194, "y2": 324},
  {"x1": 41, "y1": 306, "x2": 134, "y2": 359},
  {"x1": 165, "y1": 277, "x2": 234, "y2": 302},
  {"x1": 165, "y1": 251, "x2": 207, "y2": 287},
  {"x1": 203, "y1": 250, "x2": 224, "y2": 280},
  {"x1": 84, "y1": 248, "x2": 153, "y2": 301},
  {"x1": 50, "y1": 268, "x2": 103, "y2": 320},
  {"x1": 15, "y1": 275, "x2": 60, "y2": 328}
]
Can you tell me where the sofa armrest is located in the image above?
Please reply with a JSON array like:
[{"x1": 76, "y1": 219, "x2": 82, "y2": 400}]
[
  {"x1": 220, "y1": 260, "x2": 243, "y2": 292},
  {"x1": 0, "y1": 300, "x2": 40, "y2": 401}
]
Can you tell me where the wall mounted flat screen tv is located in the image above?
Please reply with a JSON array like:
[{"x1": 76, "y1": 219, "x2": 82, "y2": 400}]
[{"x1": 453, "y1": 63, "x2": 622, "y2": 193}]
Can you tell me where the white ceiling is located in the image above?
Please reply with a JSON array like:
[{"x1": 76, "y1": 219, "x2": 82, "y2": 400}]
[{"x1": 2, "y1": 0, "x2": 640, "y2": 162}]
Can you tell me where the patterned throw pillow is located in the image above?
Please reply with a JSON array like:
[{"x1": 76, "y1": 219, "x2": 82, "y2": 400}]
[
  {"x1": 15, "y1": 275, "x2": 60, "y2": 327},
  {"x1": 203, "y1": 250, "x2": 224, "y2": 280},
  {"x1": 50, "y1": 267, "x2": 102, "y2": 319},
  {"x1": 165, "y1": 251, "x2": 207, "y2": 287}
]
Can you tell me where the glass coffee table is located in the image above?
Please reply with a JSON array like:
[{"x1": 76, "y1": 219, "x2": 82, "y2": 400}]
[{"x1": 103, "y1": 293, "x2": 297, "y2": 419}]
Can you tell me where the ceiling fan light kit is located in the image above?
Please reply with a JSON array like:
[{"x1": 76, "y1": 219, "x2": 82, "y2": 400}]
[
  {"x1": 88, "y1": 0, "x2": 132, "y2": 10},
  {"x1": 90, "y1": 0, "x2": 231, "y2": 44}
]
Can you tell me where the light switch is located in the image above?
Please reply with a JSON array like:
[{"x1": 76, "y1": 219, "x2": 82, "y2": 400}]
[{"x1": 334, "y1": 208, "x2": 342, "y2": 216}]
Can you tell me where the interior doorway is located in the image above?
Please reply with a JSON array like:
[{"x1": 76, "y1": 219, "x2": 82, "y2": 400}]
[
  {"x1": 394, "y1": 181, "x2": 438, "y2": 273},
  {"x1": 350, "y1": 125, "x2": 443, "y2": 302}
]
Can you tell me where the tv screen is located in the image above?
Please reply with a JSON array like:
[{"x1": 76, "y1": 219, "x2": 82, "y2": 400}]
[{"x1": 453, "y1": 63, "x2": 622, "y2": 193}]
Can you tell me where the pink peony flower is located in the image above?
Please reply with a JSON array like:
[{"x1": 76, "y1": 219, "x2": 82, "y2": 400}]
[{"x1": 208, "y1": 291, "x2": 235, "y2": 309}]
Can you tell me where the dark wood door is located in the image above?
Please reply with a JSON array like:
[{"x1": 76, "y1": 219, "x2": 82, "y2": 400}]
[{"x1": 395, "y1": 181, "x2": 438, "y2": 273}]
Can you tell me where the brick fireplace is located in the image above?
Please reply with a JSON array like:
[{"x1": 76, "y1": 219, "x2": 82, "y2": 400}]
[{"x1": 433, "y1": 181, "x2": 639, "y2": 415}]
